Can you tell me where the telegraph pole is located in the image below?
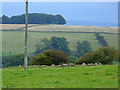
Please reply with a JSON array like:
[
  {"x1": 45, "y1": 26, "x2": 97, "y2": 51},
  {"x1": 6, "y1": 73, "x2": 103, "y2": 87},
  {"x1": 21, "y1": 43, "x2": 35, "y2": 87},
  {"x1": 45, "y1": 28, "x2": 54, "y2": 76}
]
[{"x1": 24, "y1": 0, "x2": 28, "y2": 70}]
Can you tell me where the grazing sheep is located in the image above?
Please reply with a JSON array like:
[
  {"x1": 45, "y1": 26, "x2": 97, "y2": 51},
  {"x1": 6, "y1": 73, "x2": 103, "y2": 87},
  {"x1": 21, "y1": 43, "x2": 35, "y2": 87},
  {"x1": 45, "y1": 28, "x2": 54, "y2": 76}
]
[
  {"x1": 51, "y1": 64, "x2": 55, "y2": 67},
  {"x1": 69, "y1": 63, "x2": 75, "y2": 66},
  {"x1": 98, "y1": 63, "x2": 102, "y2": 65},
  {"x1": 59, "y1": 65, "x2": 62, "y2": 67},
  {"x1": 95, "y1": 63, "x2": 99, "y2": 66},
  {"x1": 19, "y1": 65, "x2": 21, "y2": 67},
  {"x1": 59, "y1": 64, "x2": 68, "y2": 68},
  {"x1": 62, "y1": 64, "x2": 68, "y2": 67},
  {"x1": 42, "y1": 65, "x2": 47, "y2": 67},
  {"x1": 82, "y1": 63, "x2": 86, "y2": 66},
  {"x1": 33, "y1": 65, "x2": 39, "y2": 66},
  {"x1": 59, "y1": 65, "x2": 63, "y2": 68},
  {"x1": 75, "y1": 65, "x2": 78, "y2": 67},
  {"x1": 87, "y1": 63, "x2": 92, "y2": 66}
]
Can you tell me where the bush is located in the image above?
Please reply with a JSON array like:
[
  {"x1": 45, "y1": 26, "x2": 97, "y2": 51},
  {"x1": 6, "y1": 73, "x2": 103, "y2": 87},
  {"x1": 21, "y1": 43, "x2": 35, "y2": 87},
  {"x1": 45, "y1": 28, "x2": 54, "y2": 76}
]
[
  {"x1": 32, "y1": 50, "x2": 69, "y2": 65},
  {"x1": 68, "y1": 56, "x2": 77, "y2": 63},
  {"x1": 76, "y1": 46, "x2": 118, "y2": 64}
]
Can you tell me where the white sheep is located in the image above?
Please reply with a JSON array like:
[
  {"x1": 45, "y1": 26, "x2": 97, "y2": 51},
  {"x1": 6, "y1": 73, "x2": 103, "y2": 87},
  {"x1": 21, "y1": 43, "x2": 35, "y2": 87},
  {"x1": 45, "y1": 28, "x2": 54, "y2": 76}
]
[
  {"x1": 98, "y1": 63, "x2": 102, "y2": 65},
  {"x1": 95, "y1": 63, "x2": 99, "y2": 66},
  {"x1": 82, "y1": 63, "x2": 86, "y2": 66}
]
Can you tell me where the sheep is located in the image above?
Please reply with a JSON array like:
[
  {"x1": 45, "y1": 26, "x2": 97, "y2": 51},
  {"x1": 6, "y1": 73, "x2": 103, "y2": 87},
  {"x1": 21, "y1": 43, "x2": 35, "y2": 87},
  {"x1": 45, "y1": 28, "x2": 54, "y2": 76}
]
[
  {"x1": 51, "y1": 64, "x2": 55, "y2": 67},
  {"x1": 19, "y1": 65, "x2": 21, "y2": 67},
  {"x1": 87, "y1": 63, "x2": 93, "y2": 66},
  {"x1": 42, "y1": 65, "x2": 47, "y2": 67},
  {"x1": 95, "y1": 63, "x2": 99, "y2": 66},
  {"x1": 69, "y1": 63, "x2": 75, "y2": 66},
  {"x1": 33, "y1": 65, "x2": 39, "y2": 66},
  {"x1": 98, "y1": 63, "x2": 102, "y2": 65},
  {"x1": 59, "y1": 64, "x2": 68, "y2": 68},
  {"x1": 82, "y1": 63, "x2": 86, "y2": 66}
]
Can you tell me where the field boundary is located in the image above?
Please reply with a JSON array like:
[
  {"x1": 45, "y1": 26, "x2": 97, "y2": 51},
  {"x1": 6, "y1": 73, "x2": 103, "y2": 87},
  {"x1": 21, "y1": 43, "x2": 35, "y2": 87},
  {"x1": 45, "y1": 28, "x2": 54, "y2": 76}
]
[{"x1": 1, "y1": 30, "x2": 119, "y2": 35}]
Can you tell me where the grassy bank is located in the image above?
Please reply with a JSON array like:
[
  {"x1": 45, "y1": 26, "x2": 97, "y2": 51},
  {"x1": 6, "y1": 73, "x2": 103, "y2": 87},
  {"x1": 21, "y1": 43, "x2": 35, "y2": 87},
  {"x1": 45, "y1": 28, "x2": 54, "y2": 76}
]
[{"x1": 2, "y1": 65, "x2": 118, "y2": 88}]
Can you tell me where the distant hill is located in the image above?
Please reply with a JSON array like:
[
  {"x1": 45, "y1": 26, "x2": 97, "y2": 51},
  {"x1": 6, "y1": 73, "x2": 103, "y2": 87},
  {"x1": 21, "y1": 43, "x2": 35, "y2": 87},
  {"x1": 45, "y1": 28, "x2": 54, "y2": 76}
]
[{"x1": 1, "y1": 13, "x2": 66, "y2": 25}]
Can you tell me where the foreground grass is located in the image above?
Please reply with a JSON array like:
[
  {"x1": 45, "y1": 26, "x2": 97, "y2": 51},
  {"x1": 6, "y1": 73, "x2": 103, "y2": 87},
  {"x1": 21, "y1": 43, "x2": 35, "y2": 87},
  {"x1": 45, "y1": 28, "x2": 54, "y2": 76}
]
[{"x1": 2, "y1": 65, "x2": 118, "y2": 88}]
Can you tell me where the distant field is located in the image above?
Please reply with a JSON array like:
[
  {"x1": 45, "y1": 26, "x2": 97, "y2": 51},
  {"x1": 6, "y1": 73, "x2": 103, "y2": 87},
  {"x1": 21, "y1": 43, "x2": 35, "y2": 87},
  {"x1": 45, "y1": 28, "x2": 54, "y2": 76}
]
[
  {"x1": 0, "y1": 24, "x2": 36, "y2": 30},
  {"x1": 1, "y1": 24, "x2": 118, "y2": 55},
  {"x1": 1, "y1": 24, "x2": 118, "y2": 34},
  {"x1": 2, "y1": 65, "x2": 118, "y2": 88}
]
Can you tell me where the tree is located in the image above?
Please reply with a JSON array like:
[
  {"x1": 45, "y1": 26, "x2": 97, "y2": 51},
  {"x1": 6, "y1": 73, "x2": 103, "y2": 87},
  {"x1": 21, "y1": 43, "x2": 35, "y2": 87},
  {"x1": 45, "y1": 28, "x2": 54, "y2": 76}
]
[
  {"x1": 2, "y1": 13, "x2": 66, "y2": 25},
  {"x1": 2, "y1": 15, "x2": 11, "y2": 24},
  {"x1": 34, "y1": 38, "x2": 51, "y2": 55},
  {"x1": 11, "y1": 14, "x2": 25, "y2": 24},
  {"x1": 55, "y1": 14, "x2": 66, "y2": 24},
  {"x1": 32, "y1": 50, "x2": 69, "y2": 65},
  {"x1": 34, "y1": 36, "x2": 71, "y2": 55},
  {"x1": 76, "y1": 41, "x2": 91, "y2": 58},
  {"x1": 50, "y1": 36, "x2": 70, "y2": 55}
]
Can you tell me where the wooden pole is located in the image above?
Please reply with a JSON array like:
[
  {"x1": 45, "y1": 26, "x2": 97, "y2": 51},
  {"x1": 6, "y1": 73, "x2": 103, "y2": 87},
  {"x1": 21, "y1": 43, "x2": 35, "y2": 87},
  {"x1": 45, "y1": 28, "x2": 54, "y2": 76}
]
[{"x1": 24, "y1": 0, "x2": 28, "y2": 70}]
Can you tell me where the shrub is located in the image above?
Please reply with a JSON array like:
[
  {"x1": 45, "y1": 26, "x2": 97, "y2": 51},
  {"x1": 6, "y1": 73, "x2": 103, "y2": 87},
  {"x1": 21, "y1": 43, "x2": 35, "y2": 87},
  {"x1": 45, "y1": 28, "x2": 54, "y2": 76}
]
[
  {"x1": 32, "y1": 50, "x2": 69, "y2": 65},
  {"x1": 96, "y1": 46, "x2": 117, "y2": 64},
  {"x1": 68, "y1": 56, "x2": 77, "y2": 63},
  {"x1": 76, "y1": 46, "x2": 118, "y2": 64},
  {"x1": 76, "y1": 52, "x2": 98, "y2": 64}
]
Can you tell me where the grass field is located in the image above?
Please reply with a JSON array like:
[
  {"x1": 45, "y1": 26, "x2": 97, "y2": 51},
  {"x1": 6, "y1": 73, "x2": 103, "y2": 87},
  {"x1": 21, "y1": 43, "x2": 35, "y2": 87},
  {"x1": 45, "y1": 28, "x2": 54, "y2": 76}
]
[
  {"x1": 1, "y1": 24, "x2": 118, "y2": 55},
  {"x1": 1, "y1": 24, "x2": 119, "y2": 88},
  {"x1": 1, "y1": 24, "x2": 118, "y2": 34},
  {"x1": 2, "y1": 65, "x2": 118, "y2": 88}
]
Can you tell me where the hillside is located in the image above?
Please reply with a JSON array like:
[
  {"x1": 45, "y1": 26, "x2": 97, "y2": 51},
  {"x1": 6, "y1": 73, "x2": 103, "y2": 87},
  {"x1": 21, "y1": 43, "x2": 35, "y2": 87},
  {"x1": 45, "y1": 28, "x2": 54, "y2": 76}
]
[{"x1": 1, "y1": 24, "x2": 118, "y2": 55}]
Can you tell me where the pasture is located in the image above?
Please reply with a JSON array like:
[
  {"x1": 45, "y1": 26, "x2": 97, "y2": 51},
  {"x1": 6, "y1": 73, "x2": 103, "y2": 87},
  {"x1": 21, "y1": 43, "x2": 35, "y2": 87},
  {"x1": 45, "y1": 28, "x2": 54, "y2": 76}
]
[
  {"x1": 2, "y1": 65, "x2": 118, "y2": 88},
  {"x1": 1, "y1": 24, "x2": 118, "y2": 55},
  {"x1": 1, "y1": 24, "x2": 119, "y2": 88}
]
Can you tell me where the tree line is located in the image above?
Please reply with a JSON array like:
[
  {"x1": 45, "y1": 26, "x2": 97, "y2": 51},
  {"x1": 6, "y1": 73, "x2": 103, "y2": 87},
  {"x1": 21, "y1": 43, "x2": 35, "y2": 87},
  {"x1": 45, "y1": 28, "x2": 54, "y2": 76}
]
[
  {"x1": 34, "y1": 36, "x2": 91, "y2": 58},
  {"x1": 2, "y1": 36, "x2": 91, "y2": 67},
  {"x1": 1, "y1": 13, "x2": 66, "y2": 24},
  {"x1": 2, "y1": 36, "x2": 119, "y2": 67}
]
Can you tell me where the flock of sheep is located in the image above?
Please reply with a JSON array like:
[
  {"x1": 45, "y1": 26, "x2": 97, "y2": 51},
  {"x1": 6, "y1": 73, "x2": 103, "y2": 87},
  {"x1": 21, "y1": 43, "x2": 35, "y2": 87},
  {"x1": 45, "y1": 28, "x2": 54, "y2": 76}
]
[
  {"x1": 31, "y1": 63, "x2": 103, "y2": 68},
  {"x1": 58, "y1": 63, "x2": 103, "y2": 68}
]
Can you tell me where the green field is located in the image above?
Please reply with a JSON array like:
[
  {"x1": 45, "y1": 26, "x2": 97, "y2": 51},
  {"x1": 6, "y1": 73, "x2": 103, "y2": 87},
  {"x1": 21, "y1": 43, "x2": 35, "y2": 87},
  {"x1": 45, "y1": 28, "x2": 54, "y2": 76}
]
[
  {"x1": 1, "y1": 25, "x2": 119, "y2": 88},
  {"x1": 2, "y1": 65, "x2": 118, "y2": 88},
  {"x1": 1, "y1": 24, "x2": 118, "y2": 55}
]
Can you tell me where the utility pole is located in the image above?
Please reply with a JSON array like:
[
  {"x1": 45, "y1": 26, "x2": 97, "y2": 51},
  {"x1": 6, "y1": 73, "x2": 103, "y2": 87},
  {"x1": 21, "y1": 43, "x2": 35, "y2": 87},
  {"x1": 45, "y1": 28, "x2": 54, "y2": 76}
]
[{"x1": 24, "y1": 0, "x2": 28, "y2": 70}]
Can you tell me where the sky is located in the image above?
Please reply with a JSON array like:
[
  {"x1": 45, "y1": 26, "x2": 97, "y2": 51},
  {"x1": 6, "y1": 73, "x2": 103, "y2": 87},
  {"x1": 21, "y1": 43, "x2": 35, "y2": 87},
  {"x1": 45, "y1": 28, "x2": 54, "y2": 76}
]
[
  {"x1": 1, "y1": 2, "x2": 118, "y2": 26},
  {"x1": 1, "y1": 0, "x2": 119, "y2": 2}
]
